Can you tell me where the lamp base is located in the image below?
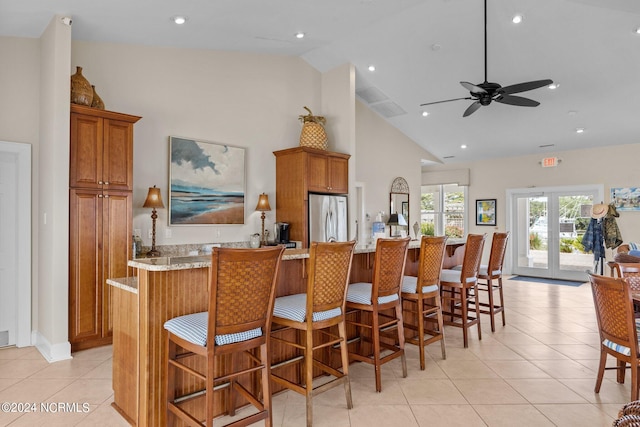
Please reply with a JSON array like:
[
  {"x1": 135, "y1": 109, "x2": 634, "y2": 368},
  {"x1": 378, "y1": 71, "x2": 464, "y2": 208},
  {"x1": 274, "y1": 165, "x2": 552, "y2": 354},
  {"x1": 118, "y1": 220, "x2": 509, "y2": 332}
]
[{"x1": 146, "y1": 249, "x2": 161, "y2": 257}]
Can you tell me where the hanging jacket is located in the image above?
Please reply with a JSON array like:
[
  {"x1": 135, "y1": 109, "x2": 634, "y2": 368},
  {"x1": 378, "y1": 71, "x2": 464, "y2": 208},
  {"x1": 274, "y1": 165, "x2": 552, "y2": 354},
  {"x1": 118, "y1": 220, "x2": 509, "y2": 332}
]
[
  {"x1": 582, "y1": 218, "x2": 605, "y2": 260},
  {"x1": 603, "y1": 203, "x2": 623, "y2": 249}
]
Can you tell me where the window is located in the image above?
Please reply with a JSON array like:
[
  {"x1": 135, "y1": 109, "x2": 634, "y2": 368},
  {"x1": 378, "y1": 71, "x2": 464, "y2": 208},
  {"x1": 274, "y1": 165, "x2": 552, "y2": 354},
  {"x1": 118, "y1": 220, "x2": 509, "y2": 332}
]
[{"x1": 420, "y1": 184, "x2": 467, "y2": 237}]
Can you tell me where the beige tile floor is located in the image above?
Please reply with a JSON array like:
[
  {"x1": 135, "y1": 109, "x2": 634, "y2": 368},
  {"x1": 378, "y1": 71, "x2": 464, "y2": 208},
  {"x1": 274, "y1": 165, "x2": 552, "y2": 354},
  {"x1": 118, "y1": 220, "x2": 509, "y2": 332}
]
[{"x1": 0, "y1": 276, "x2": 633, "y2": 426}]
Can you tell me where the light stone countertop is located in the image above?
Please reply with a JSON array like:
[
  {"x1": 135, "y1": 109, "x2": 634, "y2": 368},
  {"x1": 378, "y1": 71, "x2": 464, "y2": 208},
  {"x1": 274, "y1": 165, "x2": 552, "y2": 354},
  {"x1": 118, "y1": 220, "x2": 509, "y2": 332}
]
[
  {"x1": 125, "y1": 239, "x2": 463, "y2": 272},
  {"x1": 106, "y1": 276, "x2": 138, "y2": 294}
]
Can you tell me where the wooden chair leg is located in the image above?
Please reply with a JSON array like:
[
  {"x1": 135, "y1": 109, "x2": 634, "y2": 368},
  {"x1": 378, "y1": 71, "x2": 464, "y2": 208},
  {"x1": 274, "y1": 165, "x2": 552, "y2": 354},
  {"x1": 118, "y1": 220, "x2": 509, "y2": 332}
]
[
  {"x1": 166, "y1": 337, "x2": 176, "y2": 427},
  {"x1": 498, "y1": 277, "x2": 506, "y2": 326},
  {"x1": 473, "y1": 284, "x2": 482, "y2": 342},
  {"x1": 228, "y1": 353, "x2": 236, "y2": 417},
  {"x1": 305, "y1": 327, "x2": 314, "y2": 427},
  {"x1": 372, "y1": 310, "x2": 382, "y2": 392},
  {"x1": 487, "y1": 279, "x2": 496, "y2": 332},
  {"x1": 260, "y1": 343, "x2": 273, "y2": 427},
  {"x1": 206, "y1": 350, "x2": 215, "y2": 427},
  {"x1": 395, "y1": 303, "x2": 407, "y2": 378},
  {"x1": 618, "y1": 359, "x2": 627, "y2": 384},
  {"x1": 460, "y1": 287, "x2": 469, "y2": 348},
  {"x1": 338, "y1": 321, "x2": 353, "y2": 409},
  {"x1": 595, "y1": 351, "x2": 606, "y2": 393},
  {"x1": 435, "y1": 293, "x2": 446, "y2": 360},
  {"x1": 417, "y1": 297, "x2": 426, "y2": 370}
]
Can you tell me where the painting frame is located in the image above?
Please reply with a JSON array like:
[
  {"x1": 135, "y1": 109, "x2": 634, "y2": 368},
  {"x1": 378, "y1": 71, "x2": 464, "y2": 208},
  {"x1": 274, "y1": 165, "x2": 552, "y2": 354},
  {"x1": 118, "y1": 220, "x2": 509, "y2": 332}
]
[
  {"x1": 611, "y1": 187, "x2": 640, "y2": 211},
  {"x1": 476, "y1": 199, "x2": 496, "y2": 226},
  {"x1": 169, "y1": 136, "x2": 246, "y2": 225}
]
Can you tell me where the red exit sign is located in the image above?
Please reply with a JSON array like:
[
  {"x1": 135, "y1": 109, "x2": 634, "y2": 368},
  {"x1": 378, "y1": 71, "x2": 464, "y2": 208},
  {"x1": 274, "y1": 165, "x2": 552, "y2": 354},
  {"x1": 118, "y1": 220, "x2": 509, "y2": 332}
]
[{"x1": 542, "y1": 157, "x2": 558, "y2": 168}]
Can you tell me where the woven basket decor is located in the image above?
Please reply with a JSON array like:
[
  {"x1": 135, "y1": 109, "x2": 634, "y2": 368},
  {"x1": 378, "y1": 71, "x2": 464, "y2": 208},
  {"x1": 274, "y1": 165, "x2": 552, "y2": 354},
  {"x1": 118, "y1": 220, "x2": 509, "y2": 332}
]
[{"x1": 298, "y1": 106, "x2": 328, "y2": 150}]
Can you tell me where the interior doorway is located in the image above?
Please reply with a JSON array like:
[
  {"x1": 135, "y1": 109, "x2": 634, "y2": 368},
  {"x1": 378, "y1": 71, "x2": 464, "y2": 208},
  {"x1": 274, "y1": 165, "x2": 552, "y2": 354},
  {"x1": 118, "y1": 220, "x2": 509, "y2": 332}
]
[
  {"x1": 507, "y1": 185, "x2": 603, "y2": 281},
  {"x1": 0, "y1": 141, "x2": 31, "y2": 347}
]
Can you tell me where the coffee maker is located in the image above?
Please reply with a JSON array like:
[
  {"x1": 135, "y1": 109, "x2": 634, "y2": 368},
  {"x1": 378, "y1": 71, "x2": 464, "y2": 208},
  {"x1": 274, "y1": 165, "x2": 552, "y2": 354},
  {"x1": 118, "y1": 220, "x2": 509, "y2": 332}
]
[{"x1": 274, "y1": 222, "x2": 290, "y2": 244}]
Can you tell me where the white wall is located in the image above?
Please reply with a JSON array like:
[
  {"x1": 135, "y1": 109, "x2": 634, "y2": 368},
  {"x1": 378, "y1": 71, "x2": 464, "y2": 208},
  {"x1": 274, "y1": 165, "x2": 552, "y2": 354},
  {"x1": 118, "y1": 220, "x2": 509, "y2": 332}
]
[
  {"x1": 71, "y1": 41, "x2": 323, "y2": 246},
  {"x1": 425, "y1": 143, "x2": 640, "y2": 260},
  {"x1": 355, "y1": 100, "x2": 434, "y2": 241},
  {"x1": 37, "y1": 16, "x2": 72, "y2": 361}
]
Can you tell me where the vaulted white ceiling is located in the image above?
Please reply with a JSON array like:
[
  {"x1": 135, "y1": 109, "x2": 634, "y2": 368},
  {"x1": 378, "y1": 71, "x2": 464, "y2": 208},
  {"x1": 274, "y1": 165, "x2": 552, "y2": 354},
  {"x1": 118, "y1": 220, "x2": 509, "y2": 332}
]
[{"x1": 2, "y1": 0, "x2": 639, "y2": 164}]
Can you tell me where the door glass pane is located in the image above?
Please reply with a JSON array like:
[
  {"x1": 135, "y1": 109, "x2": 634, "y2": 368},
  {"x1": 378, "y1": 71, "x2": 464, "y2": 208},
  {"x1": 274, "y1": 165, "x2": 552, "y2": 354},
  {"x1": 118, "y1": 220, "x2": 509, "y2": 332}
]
[
  {"x1": 558, "y1": 194, "x2": 593, "y2": 272},
  {"x1": 527, "y1": 197, "x2": 548, "y2": 269}
]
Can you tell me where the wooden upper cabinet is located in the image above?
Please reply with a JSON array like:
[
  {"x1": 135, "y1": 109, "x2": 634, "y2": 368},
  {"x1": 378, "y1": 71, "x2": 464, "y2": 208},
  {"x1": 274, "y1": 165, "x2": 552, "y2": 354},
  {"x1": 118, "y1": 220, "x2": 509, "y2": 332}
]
[
  {"x1": 274, "y1": 146, "x2": 350, "y2": 246},
  {"x1": 70, "y1": 104, "x2": 141, "y2": 191},
  {"x1": 305, "y1": 150, "x2": 350, "y2": 194}
]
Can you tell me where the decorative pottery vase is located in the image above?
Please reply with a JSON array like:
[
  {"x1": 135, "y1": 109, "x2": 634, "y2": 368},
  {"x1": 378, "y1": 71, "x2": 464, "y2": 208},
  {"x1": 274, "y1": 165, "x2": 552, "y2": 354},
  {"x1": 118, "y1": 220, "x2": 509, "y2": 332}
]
[
  {"x1": 298, "y1": 106, "x2": 328, "y2": 150},
  {"x1": 91, "y1": 85, "x2": 105, "y2": 109},
  {"x1": 70, "y1": 66, "x2": 93, "y2": 106}
]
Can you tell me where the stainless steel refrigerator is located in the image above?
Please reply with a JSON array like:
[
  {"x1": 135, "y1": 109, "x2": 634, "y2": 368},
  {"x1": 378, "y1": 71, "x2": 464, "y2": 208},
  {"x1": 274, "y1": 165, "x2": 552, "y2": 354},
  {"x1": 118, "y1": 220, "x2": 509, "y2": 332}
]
[{"x1": 308, "y1": 193, "x2": 348, "y2": 244}]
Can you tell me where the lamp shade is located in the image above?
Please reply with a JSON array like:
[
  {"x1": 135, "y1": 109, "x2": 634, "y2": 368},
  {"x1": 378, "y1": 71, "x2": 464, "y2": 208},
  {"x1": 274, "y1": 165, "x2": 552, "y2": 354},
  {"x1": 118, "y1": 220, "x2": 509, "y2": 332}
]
[
  {"x1": 387, "y1": 213, "x2": 407, "y2": 226},
  {"x1": 143, "y1": 185, "x2": 165, "y2": 209},
  {"x1": 255, "y1": 193, "x2": 271, "y2": 212}
]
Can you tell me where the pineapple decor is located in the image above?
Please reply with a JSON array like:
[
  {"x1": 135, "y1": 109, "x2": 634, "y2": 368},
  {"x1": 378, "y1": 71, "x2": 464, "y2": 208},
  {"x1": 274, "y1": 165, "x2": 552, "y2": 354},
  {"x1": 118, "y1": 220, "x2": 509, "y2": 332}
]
[{"x1": 298, "y1": 106, "x2": 328, "y2": 150}]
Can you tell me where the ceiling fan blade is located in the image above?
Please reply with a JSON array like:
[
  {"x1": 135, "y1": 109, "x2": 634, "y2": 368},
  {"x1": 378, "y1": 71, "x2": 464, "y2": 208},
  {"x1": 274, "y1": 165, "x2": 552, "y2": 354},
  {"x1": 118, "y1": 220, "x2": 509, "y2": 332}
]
[
  {"x1": 500, "y1": 79, "x2": 553, "y2": 95},
  {"x1": 420, "y1": 97, "x2": 472, "y2": 107},
  {"x1": 463, "y1": 101, "x2": 482, "y2": 117},
  {"x1": 460, "y1": 81, "x2": 486, "y2": 94},
  {"x1": 495, "y1": 94, "x2": 540, "y2": 107}
]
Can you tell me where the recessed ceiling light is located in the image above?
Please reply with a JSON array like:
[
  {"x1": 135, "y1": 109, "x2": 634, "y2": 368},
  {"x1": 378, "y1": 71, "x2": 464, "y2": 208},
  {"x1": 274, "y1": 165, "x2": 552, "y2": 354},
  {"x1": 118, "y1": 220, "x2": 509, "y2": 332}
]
[
  {"x1": 576, "y1": 128, "x2": 585, "y2": 134},
  {"x1": 512, "y1": 14, "x2": 523, "y2": 24},
  {"x1": 431, "y1": 44, "x2": 442, "y2": 51},
  {"x1": 368, "y1": 65, "x2": 376, "y2": 72},
  {"x1": 172, "y1": 16, "x2": 187, "y2": 25},
  {"x1": 295, "y1": 32, "x2": 305, "y2": 39},
  {"x1": 548, "y1": 83, "x2": 559, "y2": 89},
  {"x1": 635, "y1": 27, "x2": 640, "y2": 34},
  {"x1": 460, "y1": 144, "x2": 467, "y2": 149},
  {"x1": 422, "y1": 111, "x2": 429, "y2": 117},
  {"x1": 568, "y1": 110, "x2": 577, "y2": 115}
]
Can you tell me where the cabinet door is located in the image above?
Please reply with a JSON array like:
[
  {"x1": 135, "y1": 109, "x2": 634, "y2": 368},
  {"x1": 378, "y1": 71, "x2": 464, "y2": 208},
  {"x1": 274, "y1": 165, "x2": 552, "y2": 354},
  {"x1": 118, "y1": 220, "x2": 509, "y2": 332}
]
[
  {"x1": 102, "y1": 191, "x2": 133, "y2": 336},
  {"x1": 70, "y1": 114, "x2": 104, "y2": 189},
  {"x1": 328, "y1": 156, "x2": 349, "y2": 194},
  {"x1": 307, "y1": 153, "x2": 329, "y2": 192},
  {"x1": 69, "y1": 189, "x2": 103, "y2": 343},
  {"x1": 103, "y1": 119, "x2": 134, "y2": 191}
]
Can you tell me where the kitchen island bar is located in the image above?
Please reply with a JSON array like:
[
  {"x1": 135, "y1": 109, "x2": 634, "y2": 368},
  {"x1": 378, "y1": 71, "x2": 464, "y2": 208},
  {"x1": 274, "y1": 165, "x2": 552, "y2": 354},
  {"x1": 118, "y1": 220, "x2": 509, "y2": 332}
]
[{"x1": 108, "y1": 239, "x2": 464, "y2": 426}]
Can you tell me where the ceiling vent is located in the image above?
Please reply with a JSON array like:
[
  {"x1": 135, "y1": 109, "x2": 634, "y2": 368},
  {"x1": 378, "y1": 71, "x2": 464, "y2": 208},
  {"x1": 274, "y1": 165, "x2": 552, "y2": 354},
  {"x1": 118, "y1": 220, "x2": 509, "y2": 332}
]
[
  {"x1": 356, "y1": 86, "x2": 389, "y2": 104},
  {"x1": 371, "y1": 101, "x2": 407, "y2": 118}
]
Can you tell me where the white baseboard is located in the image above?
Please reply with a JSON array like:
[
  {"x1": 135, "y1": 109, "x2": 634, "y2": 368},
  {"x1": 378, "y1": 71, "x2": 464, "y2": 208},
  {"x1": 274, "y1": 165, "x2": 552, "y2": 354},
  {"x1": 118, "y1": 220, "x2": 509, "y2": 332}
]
[{"x1": 33, "y1": 331, "x2": 72, "y2": 363}]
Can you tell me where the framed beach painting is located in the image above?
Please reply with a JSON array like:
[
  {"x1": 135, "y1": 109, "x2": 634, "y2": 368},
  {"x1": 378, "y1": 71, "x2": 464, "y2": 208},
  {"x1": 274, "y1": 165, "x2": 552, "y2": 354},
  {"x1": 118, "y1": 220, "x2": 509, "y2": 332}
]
[
  {"x1": 169, "y1": 136, "x2": 245, "y2": 225},
  {"x1": 476, "y1": 199, "x2": 496, "y2": 226}
]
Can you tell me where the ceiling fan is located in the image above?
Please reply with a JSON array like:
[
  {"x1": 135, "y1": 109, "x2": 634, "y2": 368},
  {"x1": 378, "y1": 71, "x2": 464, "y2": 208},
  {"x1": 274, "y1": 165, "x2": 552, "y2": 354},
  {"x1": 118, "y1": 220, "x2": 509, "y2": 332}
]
[{"x1": 420, "y1": 0, "x2": 553, "y2": 117}]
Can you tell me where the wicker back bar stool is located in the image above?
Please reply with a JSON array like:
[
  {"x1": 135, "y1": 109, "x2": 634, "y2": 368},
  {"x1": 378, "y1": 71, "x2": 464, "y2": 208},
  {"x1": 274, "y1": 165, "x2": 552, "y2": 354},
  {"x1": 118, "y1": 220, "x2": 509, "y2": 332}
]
[
  {"x1": 345, "y1": 237, "x2": 410, "y2": 392},
  {"x1": 440, "y1": 233, "x2": 486, "y2": 348},
  {"x1": 270, "y1": 241, "x2": 356, "y2": 427},
  {"x1": 163, "y1": 246, "x2": 285, "y2": 427},
  {"x1": 401, "y1": 235, "x2": 448, "y2": 370},
  {"x1": 589, "y1": 273, "x2": 640, "y2": 401},
  {"x1": 475, "y1": 231, "x2": 509, "y2": 332}
]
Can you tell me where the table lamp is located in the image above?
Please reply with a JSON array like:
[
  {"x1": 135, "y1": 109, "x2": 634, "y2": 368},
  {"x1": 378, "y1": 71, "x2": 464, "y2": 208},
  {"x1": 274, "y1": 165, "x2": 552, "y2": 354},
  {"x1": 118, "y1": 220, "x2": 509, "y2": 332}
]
[
  {"x1": 255, "y1": 193, "x2": 271, "y2": 246},
  {"x1": 143, "y1": 185, "x2": 164, "y2": 257}
]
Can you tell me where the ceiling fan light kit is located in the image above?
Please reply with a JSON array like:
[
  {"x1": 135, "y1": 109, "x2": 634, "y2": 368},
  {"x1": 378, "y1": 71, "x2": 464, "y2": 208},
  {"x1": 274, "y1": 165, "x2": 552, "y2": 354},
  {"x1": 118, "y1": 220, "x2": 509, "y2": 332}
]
[{"x1": 420, "y1": 0, "x2": 552, "y2": 117}]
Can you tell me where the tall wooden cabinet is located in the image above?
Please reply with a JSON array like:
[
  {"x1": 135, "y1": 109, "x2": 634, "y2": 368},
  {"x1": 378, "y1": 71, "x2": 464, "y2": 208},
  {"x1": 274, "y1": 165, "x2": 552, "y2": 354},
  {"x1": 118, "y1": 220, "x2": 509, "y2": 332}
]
[
  {"x1": 274, "y1": 147, "x2": 350, "y2": 247},
  {"x1": 69, "y1": 104, "x2": 141, "y2": 351}
]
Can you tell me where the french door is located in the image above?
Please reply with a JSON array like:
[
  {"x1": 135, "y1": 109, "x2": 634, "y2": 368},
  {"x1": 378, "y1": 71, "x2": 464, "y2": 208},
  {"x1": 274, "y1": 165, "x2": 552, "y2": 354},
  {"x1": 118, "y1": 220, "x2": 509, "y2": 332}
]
[{"x1": 507, "y1": 185, "x2": 603, "y2": 281}]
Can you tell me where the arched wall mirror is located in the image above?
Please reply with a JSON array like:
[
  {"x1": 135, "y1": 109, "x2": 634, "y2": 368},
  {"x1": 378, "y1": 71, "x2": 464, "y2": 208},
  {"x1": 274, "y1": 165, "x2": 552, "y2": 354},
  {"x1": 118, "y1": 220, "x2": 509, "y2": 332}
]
[{"x1": 389, "y1": 177, "x2": 409, "y2": 237}]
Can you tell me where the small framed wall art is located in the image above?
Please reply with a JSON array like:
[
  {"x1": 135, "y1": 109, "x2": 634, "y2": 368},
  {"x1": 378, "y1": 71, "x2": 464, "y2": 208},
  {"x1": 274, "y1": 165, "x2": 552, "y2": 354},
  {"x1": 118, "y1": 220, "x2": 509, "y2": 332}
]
[
  {"x1": 169, "y1": 136, "x2": 245, "y2": 225},
  {"x1": 476, "y1": 199, "x2": 496, "y2": 226}
]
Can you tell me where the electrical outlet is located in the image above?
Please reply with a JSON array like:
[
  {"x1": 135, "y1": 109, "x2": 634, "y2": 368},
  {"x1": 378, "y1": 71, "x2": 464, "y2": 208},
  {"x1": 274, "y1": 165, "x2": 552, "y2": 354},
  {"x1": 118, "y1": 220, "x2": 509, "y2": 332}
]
[{"x1": 165, "y1": 228, "x2": 172, "y2": 238}]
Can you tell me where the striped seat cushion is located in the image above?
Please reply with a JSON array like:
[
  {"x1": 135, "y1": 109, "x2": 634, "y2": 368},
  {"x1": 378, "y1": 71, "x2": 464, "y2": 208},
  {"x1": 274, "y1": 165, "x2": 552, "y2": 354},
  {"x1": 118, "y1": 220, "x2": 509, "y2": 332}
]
[
  {"x1": 603, "y1": 320, "x2": 640, "y2": 357},
  {"x1": 478, "y1": 265, "x2": 502, "y2": 277},
  {"x1": 273, "y1": 293, "x2": 342, "y2": 322},
  {"x1": 346, "y1": 282, "x2": 399, "y2": 306},
  {"x1": 440, "y1": 269, "x2": 477, "y2": 284},
  {"x1": 401, "y1": 276, "x2": 439, "y2": 295},
  {"x1": 164, "y1": 312, "x2": 262, "y2": 347}
]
